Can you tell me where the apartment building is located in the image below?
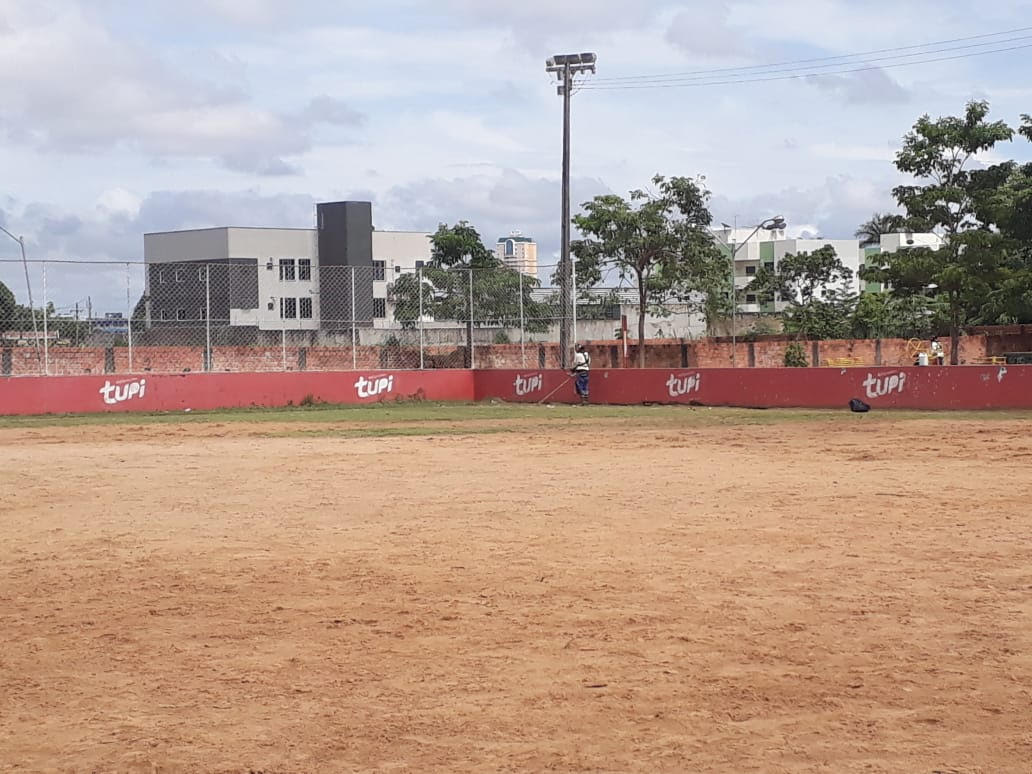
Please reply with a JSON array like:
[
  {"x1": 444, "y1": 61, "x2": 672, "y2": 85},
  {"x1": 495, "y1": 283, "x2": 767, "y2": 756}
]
[{"x1": 143, "y1": 201, "x2": 433, "y2": 334}]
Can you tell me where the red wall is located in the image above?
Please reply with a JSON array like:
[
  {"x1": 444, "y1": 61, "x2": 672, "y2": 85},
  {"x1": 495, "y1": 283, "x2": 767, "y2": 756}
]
[
  {"x1": 3, "y1": 366, "x2": 1032, "y2": 416},
  {"x1": 0, "y1": 370, "x2": 473, "y2": 416},
  {"x1": 476, "y1": 366, "x2": 1032, "y2": 410}
]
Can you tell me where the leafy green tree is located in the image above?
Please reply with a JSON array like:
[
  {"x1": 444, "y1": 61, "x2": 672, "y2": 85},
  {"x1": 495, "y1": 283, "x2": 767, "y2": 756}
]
[
  {"x1": 854, "y1": 212, "x2": 906, "y2": 247},
  {"x1": 0, "y1": 280, "x2": 17, "y2": 329},
  {"x1": 783, "y1": 342, "x2": 808, "y2": 367},
  {"x1": 571, "y1": 174, "x2": 724, "y2": 367},
  {"x1": 893, "y1": 101, "x2": 1013, "y2": 238},
  {"x1": 747, "y1": 245, "x2": 856, "y2": 339},
  {"x1": 388, "y1": 222, "x2": 549, "y2": 364},
  {"x1": 850, "y1": 291, "x2": 937, "y2": 340},
  {"x1": 868, "y1": 101, "x2": 1018, "y2": 361}
]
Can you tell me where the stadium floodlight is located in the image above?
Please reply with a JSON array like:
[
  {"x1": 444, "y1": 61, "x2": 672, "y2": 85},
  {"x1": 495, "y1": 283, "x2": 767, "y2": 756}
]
[{"x1": 545, "y1": 51, "x2": 598, "y2": 368}]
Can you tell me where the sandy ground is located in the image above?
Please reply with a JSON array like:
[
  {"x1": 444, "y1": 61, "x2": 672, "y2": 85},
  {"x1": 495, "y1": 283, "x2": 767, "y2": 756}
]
[{"x1": 1, "y1": 412, "x2": 1031, "y2": 773}]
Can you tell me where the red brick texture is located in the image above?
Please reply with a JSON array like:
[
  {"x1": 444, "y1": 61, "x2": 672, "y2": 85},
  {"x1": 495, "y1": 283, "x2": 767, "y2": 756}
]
[{"x1": 3, "y1": 332, "x2": 1025, "y2": 377}]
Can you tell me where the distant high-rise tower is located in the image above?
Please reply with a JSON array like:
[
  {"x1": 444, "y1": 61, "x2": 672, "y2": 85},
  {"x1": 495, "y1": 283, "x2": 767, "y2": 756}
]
[{"x1": 495, "y1": 231, "x2": 538, "y2": 276}]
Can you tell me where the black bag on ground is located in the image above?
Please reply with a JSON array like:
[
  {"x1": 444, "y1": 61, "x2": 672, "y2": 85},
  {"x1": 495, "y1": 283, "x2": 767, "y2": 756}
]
[{"x1": 849, "y1": 398, "x2": 871, "y2": 413}]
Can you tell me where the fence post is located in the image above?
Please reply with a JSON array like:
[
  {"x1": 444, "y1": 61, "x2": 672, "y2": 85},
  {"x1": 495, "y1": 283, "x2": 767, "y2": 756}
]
[
  {"x1": 518, "y1": 269, "x2": 525, "y2": 368},
  {"x1": 205, "y1": 263, "x2": 212, "y2": 372},
  {"x1": 41, "y1": 262, "x2": 49, "y2": 375},
  {"x1": 572, "y1": 257, "x2": 578, "y2": 347},
  {"x1": 418, "y1": 267, "x2": 424, "y2": 370},
  {"x1": 350, "y1": 266, "x2": 357, "y2": 370},
  {"x1": 125, "y1": 263, "x2": 134, "y2": 373},
  {"x1": 468, "y1": 268, "x2": 474, "y2": 370}
]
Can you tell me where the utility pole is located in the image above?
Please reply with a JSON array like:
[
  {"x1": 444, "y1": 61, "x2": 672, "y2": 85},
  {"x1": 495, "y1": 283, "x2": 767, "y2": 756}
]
[
  {"x1": 74, "y1": 302, "x2": 79, "y2": 346},
  {"x1": 546, "y1": 52, "x2": 596, "y2": 368}
]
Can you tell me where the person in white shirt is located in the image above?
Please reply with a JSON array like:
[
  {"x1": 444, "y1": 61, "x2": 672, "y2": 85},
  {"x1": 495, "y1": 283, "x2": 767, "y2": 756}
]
[
  {"x1": 572, "y1": 343, "x2": 591, "y2": 404},
  {"x1": 930, "y1": 336, "x2": 945, "y2": 366}
]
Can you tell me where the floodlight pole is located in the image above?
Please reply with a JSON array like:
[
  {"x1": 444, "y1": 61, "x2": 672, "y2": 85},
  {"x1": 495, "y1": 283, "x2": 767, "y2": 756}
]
[{"x1": 547, "y1": 52, "x2": 596, "y2": 369}]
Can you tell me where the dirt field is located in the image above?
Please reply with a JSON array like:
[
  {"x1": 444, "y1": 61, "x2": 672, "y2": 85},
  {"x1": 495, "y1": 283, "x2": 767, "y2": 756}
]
[{"x1": 2, "y1": 406, "x2": 1031, "y2": 773}]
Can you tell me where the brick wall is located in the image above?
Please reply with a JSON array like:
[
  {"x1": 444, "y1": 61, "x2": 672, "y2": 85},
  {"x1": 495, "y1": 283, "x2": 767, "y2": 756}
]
[
  {"x1": 6, "y1": 347, "x2": 107, "y2": 376},
  {"x1": 0, "y1": 335, "x2": 1000, "y2": 377}
]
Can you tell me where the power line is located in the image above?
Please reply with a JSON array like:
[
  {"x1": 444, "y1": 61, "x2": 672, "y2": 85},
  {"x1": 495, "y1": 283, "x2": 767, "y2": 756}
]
[
  {"x1": 580, "y1": 42, "x2": 1032, "y2": 91},
  {"x1": 590, "y1": 25, "x2": 1032, "y2": 83},
  {"x1": 589, "y1": 33, "x2": 1032, "y2": 86}
]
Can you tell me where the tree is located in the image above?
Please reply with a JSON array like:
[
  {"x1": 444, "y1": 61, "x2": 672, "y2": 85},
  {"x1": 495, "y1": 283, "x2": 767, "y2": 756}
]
[
  {"x1": 0, "y1": 280, "x2": 16, "y2": 329},
  {"x1": 571, "y1": 174, "x2": 724, "y2": 367},
  {"x1": 746, "y1": 245, "x2": 856, "y2": 339},
  {"x1": 871, "y1": 101, "x2": 1016, "y2": 362},
  {"x1": 854, "y1": 212, "x2": 906, "y2": 247},
  {"x1": 850, "y1": 291, "x2": 937, "y2": 340},
  {"x1": 387, "y1": 222, "x2": 549, "y2": 364},
  {"x1": 893, "y1": 101, "x2": 1013, "y2": 239}
]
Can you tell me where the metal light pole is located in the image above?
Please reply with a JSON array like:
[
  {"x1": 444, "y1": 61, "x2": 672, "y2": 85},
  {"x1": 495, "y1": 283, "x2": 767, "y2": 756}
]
[
  {"x1": 709, "y1": 216, "x2": 786, "y2": 367},
  {"x1": 546, "y1": 52, "x2": 596, "y2": 369},
  {"x1": 0, "y1": 225, "x2": 42, "y2": 368}
]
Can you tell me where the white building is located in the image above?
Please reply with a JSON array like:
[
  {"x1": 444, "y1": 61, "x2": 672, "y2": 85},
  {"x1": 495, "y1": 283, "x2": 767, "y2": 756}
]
[
  {"x1": 143, "y1": 202, "x2": 434, "y2": 334},
  {"x1": 708, "y1": 227, "x2": 941, "y2": 315},
  {"x1": 145, "y1": 226, "x2": 321, "y2": 331},
  {"x1": 370, "y1": 230, "x2": 433, "y2": 329},
  {"x1": 495, "y1": 232, "x2": 538, "y2": 276}
]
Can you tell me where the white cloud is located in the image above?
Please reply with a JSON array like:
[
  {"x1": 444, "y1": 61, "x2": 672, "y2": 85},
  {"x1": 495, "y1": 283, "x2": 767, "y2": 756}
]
[
  {"x1": 429, "y1": 112, "x2": 528, "y2": 154},
  {"x1": 666, "y1": 2, "x2": 747, "y2": 59},
  {"x1": 806, "y1": 68, "x2": 911, "y2": 106},
  {"x1": 0, "y1": 1, "x2": 363, "y2": 173}
]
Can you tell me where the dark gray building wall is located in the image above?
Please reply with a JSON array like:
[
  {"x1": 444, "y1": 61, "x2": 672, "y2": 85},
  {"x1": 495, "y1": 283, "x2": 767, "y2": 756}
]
[
  {"x1": 317, "y1": 201, "x2": 374, "y2": 329},
  {"x1": 147, "y1": 258, "x2": 258, "y2": 325}
]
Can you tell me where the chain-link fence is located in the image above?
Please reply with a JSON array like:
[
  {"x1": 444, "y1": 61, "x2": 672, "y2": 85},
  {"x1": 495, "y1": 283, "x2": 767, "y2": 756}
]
[{"x1": 0, "y1": 258, "x2": 707, "y2": 376}]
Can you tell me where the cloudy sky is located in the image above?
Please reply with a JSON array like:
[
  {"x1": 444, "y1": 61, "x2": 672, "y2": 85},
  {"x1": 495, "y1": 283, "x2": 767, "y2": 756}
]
[{"x1": 1, "y1": 0, "x2": 1031, "y2": 311}]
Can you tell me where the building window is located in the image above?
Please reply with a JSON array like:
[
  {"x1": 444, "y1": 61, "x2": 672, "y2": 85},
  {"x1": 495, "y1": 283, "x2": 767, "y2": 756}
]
[
  {"x1": 159, "y1": 309, "x2": 168, "y2": 321},
  {"x1": 174, "y1": 269, "x2": 184, "y2": 283},
  {"x1": 279, "y1": 258, "x2": 296, "y2": 281},
  {"x1": 280, "y1": 297, "x2": 297, "y2": 319},
  {"x1": 745, "y1": 294, "x2": 757, "y2": 304},
  {"x1": 299, "y1": 297, "x2": 313, "y2": 319},
  {"x1": 764, "y1": 261, "x2": 774, "y2": 271},
  {"x1": 176, "y1": 308, "x2": 187, "y2": 321},
  {"x1": 373, "y1": 298, "x2": 386, "y2": 319},
  {"x1": 158, "y1": 270, "x2": 165, "y2": 285},
  {"x1": 415, "y1": 260, "x2": 425, "y2": 270},
  {"x1": 505, "y1": 239, "x2": 515, "y2": 257},
  {"x1": 199, "y1": 307, "x2": 206, "y2": 320},
  {"x1": 197, "y1": 266, "x2": 205, "y2": 283},
  {"x1": 372, "y1": 260, "x2": 386, "y2": 281},
  {"x1": 298, "y1": 258, "x2": 311, "y2": 281},
  {"x1": 745, "y1": 265, "x2": 757, "y2": 276}
]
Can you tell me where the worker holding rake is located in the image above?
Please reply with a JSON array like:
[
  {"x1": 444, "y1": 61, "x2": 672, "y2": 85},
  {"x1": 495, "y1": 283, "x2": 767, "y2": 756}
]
[{"x1": 572, "y1": 343, "x2": 591, "y2": 404}]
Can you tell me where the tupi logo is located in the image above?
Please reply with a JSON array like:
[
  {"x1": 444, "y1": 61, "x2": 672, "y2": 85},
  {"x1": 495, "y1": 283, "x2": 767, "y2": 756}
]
[
  {"x1": 513, "y1": 373, "x2": 543, "y2": 397},
  {"x1": 99, "y1": 378, "x2": 147, "y2": 405},
  {"x1": 862, "y1": 371, "x2": 906, "y2": 399},
  {"x1": 355, "y1": 374, "x2": 395, "y2": 399},
  {"x1": 666, "y1": 372, "x2": 701, "y2": 398}
]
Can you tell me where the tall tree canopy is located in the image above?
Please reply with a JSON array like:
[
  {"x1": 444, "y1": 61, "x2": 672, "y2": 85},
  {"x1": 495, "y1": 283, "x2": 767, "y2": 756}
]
[
  {"x1": 864, "y1": 101, "x2": 1022, "y2": 362},
  {"x1": 571, "y1": 174, "x2": 725, "y2": 367},
  {"x1": 388, "y1": 222, "x2": 549, "y2": 363},
  {"x1": 855, "y1": 213, "x2": 906, "y2": 247}
]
